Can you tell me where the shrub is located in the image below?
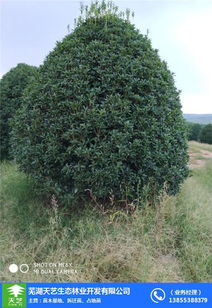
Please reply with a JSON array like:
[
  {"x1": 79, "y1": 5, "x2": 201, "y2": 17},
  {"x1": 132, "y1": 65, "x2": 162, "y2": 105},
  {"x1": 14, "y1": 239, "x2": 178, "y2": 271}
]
[
  {"x1": 11, "y1": 1, "x2": 188, "y2": 206},
  {"x1": 0, "y1": 63, "x2": 37, "y2": 160},
  {"x1": 199, "y1": 124, "x2": 212, "y2": 144},
  {"x1": 187, "y1": 122, "x2": 203, "y2": 141}
]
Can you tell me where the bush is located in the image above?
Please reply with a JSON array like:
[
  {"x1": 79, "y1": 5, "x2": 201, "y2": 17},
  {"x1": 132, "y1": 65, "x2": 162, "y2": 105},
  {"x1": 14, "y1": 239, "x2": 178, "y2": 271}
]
[
  {"x1": 11, "y1": 1, "x2": 188, "y2": 206},
  {"x1": 199, "y1": 124, "x2": 212, "y2": 144},
  {"x1": 187, "y1": 122, "x2": 203, "y2": 141},
  {"x1": 0, "y1": 63, "x2": 37, "y2": 160}
]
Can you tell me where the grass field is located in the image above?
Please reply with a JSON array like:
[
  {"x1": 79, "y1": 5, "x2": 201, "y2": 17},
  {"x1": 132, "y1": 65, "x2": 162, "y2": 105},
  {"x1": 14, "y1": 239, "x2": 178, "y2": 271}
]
[{"x1": 0, "y1": 141, "x2": 212, "y2": 282}]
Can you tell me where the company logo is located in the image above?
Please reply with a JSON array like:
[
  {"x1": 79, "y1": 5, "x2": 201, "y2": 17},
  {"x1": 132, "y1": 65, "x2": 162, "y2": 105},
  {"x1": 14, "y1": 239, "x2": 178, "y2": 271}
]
[
  {"x1": 2, "y1": 284, "x2": 26, "y2": 308},
  {"x1": 150, "y1": 288, "x2": 166, "y2": 303}
]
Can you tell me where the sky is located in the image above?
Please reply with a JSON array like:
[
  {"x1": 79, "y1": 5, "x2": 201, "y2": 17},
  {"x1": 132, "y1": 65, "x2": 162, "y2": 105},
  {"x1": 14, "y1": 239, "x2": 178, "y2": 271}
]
[{"x1": 0, "y1": 0, "x2": 212, "y2": 114}]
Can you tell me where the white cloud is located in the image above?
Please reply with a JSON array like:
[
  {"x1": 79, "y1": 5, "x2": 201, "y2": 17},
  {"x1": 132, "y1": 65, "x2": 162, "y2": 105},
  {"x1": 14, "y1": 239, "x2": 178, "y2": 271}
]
[
  {"x1": 176, "y1": 6, "x2": 212, "y2": 113},
  {"x1": 181, "y1": 93, "x2": 212, "y2": 114}
]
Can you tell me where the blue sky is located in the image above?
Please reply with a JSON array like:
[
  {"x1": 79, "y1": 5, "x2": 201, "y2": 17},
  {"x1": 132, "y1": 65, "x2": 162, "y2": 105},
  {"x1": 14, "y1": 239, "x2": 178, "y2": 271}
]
[{"x1": 1, "y1": 0, "x2": 212, "y2": 113}]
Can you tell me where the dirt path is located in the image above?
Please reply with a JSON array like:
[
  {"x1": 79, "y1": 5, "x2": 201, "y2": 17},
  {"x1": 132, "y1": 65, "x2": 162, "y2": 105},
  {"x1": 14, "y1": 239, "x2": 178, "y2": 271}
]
[{"x1": 189, "y1": 149, "x2": 212, "y2": 169}]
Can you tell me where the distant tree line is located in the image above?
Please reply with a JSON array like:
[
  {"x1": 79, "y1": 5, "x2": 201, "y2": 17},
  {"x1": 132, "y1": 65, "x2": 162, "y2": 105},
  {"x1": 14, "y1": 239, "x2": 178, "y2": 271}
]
[{"x1": 187, "y1": 122, "x2": 212, "y2": 144}]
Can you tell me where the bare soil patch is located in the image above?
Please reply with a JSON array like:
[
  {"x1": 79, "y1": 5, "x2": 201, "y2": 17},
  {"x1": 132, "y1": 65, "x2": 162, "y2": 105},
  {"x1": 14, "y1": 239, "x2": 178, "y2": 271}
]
[
  {"x1": 189, "y1": 149, "x2": 212, "y2": 169},
  {"x1": 200, "y1": 150, "x2": 212, "y2": 158}
]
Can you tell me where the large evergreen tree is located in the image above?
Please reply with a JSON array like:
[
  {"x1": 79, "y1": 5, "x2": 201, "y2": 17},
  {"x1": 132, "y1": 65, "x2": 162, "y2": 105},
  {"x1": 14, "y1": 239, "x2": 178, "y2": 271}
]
[{"x1": 11, "y1": 1, "x2": 188, "y2": 206}]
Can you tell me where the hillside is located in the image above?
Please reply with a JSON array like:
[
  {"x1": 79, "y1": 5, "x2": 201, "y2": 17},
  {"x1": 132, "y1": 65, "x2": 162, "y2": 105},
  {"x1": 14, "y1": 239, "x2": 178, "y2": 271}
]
[{"x1": 183, "y1": 114, "x2": 212, "y2": 124}]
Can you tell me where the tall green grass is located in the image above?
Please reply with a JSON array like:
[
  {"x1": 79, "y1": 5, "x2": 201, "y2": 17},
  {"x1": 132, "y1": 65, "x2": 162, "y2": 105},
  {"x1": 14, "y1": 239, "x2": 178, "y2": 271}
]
[{"x1": 0, "y1": 142, "x2": 212, "y2": 282}]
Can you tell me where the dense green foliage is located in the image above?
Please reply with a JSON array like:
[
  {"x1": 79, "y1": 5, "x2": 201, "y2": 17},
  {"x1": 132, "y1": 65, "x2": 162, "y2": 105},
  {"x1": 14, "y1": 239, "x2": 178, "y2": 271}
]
[
  {"x1": 11, "y1": 1, "x2": 188, "y2": 205},
  {"x1": 187, "y1": 122, "x2": 202, "y2": 141},
  {"x1": 199, "y1": 124, "x2": 212, "y2": 144},
  {"x1": 186, "y1": 122, "x2": 212, "y2": 144},
  {"x1": 0, "y1": 63, "x2": 37, "y2": 160}
]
